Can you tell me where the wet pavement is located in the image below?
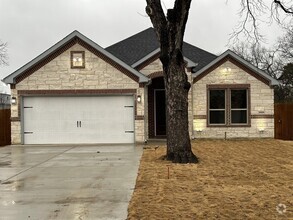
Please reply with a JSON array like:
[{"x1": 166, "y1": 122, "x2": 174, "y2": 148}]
[{"x1": 0, "y1": 144, "x2": 142, "y2": 220}]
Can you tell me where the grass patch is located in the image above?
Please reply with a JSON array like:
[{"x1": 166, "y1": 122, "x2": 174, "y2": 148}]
[{"x1": 128, "y1": 139, "x2": 293, "y2": 219}]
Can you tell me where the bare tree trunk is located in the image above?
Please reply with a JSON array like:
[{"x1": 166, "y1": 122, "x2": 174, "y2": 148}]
[
  {"x1": 146, "y1": 0, "x2": 198, "y2": 163},
  {"x1": 165, "y1": 58, "x2": 198, "y2": 163}
]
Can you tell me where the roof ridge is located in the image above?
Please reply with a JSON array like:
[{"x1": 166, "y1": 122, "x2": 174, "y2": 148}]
[
  {"x1": 183, "y1": 41, "x2": 216, "y2": 57},
  {"x1": 106, "y1": 28, "x2": 217, "y2": 70},
  {"x1": 106, "y1": 27, "x2": 154, "y2": 50}
]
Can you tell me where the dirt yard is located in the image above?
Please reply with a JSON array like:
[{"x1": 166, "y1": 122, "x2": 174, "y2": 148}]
[{"x1": 128, "y1": 139, "x2": 293, "y2": 219}]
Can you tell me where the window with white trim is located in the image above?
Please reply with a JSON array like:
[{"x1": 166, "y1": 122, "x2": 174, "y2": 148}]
[{"x1": 208, "y1": 85, "x2": 250, "y2": 126}]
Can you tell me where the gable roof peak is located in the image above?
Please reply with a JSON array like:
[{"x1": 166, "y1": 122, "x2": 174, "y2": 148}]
[
  {"x1": 106, "y1": 27, "x2": 217, "y2": 71},
  {"x1": 4, "y1": 30, "x2": 149, "y2": 84},
  {"x1": 193, "y1": 49, "x2": 279, "y2": 86}
]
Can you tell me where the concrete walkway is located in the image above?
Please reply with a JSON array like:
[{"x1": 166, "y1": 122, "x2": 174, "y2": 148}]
[{"x1": 0, "y1": 144, "x2": 142, "y2": 220}]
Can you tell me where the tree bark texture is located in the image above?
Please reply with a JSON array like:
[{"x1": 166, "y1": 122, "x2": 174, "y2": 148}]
[{"x1": 146, "y1": 0, "x2": 198, "y2": 163}]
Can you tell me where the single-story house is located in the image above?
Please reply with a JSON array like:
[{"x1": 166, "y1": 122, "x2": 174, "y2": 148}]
[
  {"x1": 3, "y1": 28, "x2": 279, "y2": 144},
  {"x1": 0, "y1": 80, "x2": 11, "y2": 109}
]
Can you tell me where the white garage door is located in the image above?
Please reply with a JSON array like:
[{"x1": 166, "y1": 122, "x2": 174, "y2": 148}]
[{"x1": 23, "y1": 96, "x2": 134, "y2": 144}]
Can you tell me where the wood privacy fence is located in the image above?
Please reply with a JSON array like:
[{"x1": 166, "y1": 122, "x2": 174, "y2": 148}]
[
  {"x1": 0, "y1": 109, "x2": 11, "y2": 146},
  {"x1": 275, "y1": 103, "x2": 293, "y2": 140}
]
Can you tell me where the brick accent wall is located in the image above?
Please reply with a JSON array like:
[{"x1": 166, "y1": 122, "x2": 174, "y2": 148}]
[
  {"x1": 193, "y1": 60, "x2": 275, "y2": 139},
  {"x1": 11, "y1": 43, "x2": 145, "y2": 144}
]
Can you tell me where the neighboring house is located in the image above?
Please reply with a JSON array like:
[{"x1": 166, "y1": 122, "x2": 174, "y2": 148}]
[
  {"x1": 0, "y1": 80, "x2": 10, "y2": 109},
  {"x1": 3, "y1": 28, "x2": 279, "y2": 144}
]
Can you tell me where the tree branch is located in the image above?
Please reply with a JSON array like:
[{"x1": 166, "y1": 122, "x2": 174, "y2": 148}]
[
  {"x1": 146, "y1": 0, "x2": 169, "y2": 67},
  {"x1": 0, "y1": 40, "x2": 8, "y2": 66},
  {"x1": 229, "y1": 0, "x2": 267, "y2": 45},
  {"x1": 146, "y1": 0, "x2": 192, "y2": 68},
  {"x1": 145, "y1": 0, "x2": 167, "y2": 40},
  {"x1": 172, "y1": 0, "x2": 192, "y2": 49},
  {"x1": 274, "y1": 0, "x2": 293, "y2": 14},
  {"x1": 230, "y1": 0, "x2": 292, "y2": 45}
]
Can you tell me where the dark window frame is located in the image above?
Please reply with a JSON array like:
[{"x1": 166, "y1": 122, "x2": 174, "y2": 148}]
[
  {"x1": 71, "y1": 51, "x2": 85, "y2": 69},
  {"x1": 208, "y1": 89, "x2": 226, "y2": 125},
  {"x1": 207, "y1": 84, "x2": 251, "y2": 127},
  {"x1": 230, "y1": 89, "x2": 249, "y2": 125}
]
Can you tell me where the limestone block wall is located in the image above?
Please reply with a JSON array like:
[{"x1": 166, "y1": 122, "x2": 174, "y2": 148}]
[
  {"x1": 194, "y1": 119, "x2": 274, "y2": 139},
  {"x1": 11, "y1": 121, "x2": 21, "y2": 144},
  {"x1": 135, "y1": 120, "x2": 145, "y2": 142},
  {"x1": 135, "y1": 87, "x2": 145, "y2": 143},
  {"x1": 11, "y1": 43, "x2": 145, "y2": 144},
  {"x1": 10, "y1": 89, "x2": 18, "y2": 118},
  {"x1": 193, "y1": 61, "x2": 275, "y2": 139},
  {"x1": 10, "y1": 89, "x2": 21, "y2": 144},
  {"x1": 136, "y1": 87, "x2": 145, "y2": 116},
  {"x1": 16, "y1": 44, "x2": 139, "y2": 91},
  {"x1": 140, "y1": 59, "x2": 163, "y2": 76}
]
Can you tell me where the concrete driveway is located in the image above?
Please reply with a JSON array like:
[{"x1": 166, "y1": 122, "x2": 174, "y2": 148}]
[{"x1": 0, "y1": 144, "x2": 142, "y2": 220}]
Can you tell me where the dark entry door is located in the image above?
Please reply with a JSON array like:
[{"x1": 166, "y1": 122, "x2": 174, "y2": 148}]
[
  {"x1": 275, "y1": 103, "x2": 293, "y2": 140},
  {"x1": 155, "y1": 89, "x2": 166, "y2": 136}
]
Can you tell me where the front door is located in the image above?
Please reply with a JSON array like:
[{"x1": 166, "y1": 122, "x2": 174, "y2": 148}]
[{"x1": 154, "y1": 89, "x2": 166, "y2": 136}]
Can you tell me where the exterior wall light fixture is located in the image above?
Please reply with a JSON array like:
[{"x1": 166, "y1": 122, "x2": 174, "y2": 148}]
[
  {"x1": 11, "y1": 97, "x2": 17, "y2": 105},
  {"x1": 137, "y1": 95, "x2": 141, "y2": 103},
  {"x1": 224, "y1": 67, "x2": 231, "y2": 72}
]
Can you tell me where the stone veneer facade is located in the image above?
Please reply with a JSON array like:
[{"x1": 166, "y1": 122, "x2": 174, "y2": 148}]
[
  {"x1": 192, "y1": 60, "x2": 274, "y2": 139},
  {"x1": 10, "y1": 44, "x2": 275, "y2": 144},
  {"x1": 11, "y1": 43, "x2": 145, "y2": 144}
]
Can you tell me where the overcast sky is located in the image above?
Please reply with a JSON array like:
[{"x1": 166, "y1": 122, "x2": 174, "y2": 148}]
[{"x1": 0, "y1": 0, "x2": 283, "y2": 80}]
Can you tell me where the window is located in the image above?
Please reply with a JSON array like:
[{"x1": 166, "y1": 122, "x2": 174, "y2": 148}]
[
  {"x1": 71, "y1": 51, "x2": 85, "y2": 68},
  {"x1": 209, "y1": 90, "x2": 226, "y2": 125},
  {"x1": 231, "y1": 89, "x2": 247, "y2": 124},
  {"x1": 208, "y1": 85, "x2": 250, "y2": 126}
]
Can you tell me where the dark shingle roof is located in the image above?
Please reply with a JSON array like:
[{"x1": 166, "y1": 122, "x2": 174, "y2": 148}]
[
  {"x1": 106, "y1": 28, "x2": 217, "y2": 72},
  {"x1": 106, "y1": 28, "x2": 159, "y2": 66},
  {"x1": 182, "y1": 42, "x2": 217, "y2": 72}
]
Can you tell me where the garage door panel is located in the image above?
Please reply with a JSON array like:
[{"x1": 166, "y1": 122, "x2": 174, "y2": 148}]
[
  {"x1": 23, "y1": 96, "x2": 134, "y2": 144},
  {"x1": 124, "y1": 106, "x2": 134, "y2": 131}
]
